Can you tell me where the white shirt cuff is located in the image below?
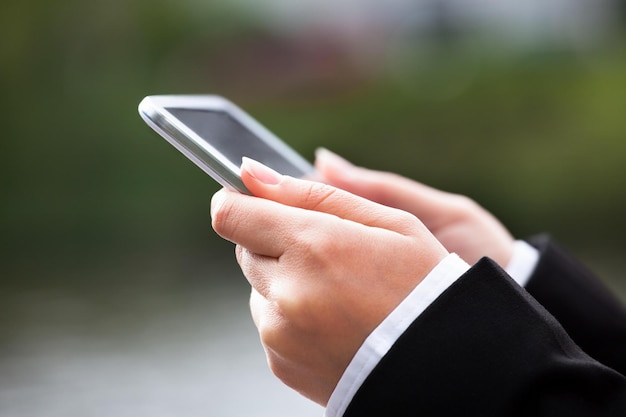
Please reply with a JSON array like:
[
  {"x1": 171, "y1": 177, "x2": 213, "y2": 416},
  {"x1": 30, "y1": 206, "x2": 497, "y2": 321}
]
[
  {"x1": 505, "y1": 240, "x2": 540, "y2": 288},
  {"x1": 324, "y1": 253, "x2": 470, "y2": 417}
]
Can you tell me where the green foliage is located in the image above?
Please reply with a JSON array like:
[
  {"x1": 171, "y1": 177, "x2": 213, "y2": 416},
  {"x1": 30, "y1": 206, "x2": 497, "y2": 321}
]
[{"x1": 1, "y1": 0, "x2": 625, "y2": 287}]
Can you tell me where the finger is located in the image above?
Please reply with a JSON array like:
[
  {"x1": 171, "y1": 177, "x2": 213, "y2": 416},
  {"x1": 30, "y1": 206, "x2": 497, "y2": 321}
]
[
  {"x1": 250, "y1": 287, "x2": 285, "y2": 345},
  {"x1": 314, "y1": 148, "x2": 463, "y2": 229},
  {"x1": 211, "y1": 188, "x2": 318, "y2": 257},
  {"x1": 240, "y1": 157, "x2": 424, "y2": 237},
  {"x1": 237, "y1": 246, "x2": 281, "y2": 299},
  {"x1": 249, "y1": 287, "x2": 264, "y2": 330}
]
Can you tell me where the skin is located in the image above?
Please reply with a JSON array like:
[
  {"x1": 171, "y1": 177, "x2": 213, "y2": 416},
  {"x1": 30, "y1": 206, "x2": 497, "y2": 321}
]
[
  {"x1": 313, "y1": 148, "x2": 514, "y2": 267},
  {"x1": 210, "y1": 150, "x2": 515, "y2": 406}
]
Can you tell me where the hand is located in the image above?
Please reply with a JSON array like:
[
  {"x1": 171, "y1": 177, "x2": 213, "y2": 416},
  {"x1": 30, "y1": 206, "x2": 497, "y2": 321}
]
[
  {"x1": 210, "y1": 158, "x2": 448, "y2": 406},
  {"x1": 314, "y1": 149, "x2": 515, "y2": 267}
]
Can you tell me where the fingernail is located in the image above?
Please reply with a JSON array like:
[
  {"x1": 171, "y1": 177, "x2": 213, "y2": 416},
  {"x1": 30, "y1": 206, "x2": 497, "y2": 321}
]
[
  {"x1": 241, "y1": 157, "x2": 282, "y2": 185},
  {"x1": 315, "y1": 148, "x2": 353, "y2": 169}
]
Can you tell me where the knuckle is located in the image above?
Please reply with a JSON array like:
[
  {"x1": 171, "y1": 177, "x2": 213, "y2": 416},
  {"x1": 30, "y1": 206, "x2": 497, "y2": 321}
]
[
  {"x1": 394, "y1": 208, "x2": 420, "y2": 225},
  {"x1": 211, "y1": 198, "x2": 241, "y2": 239},
  {"x1": 256, "y1": 309, "x2": 296, "y2": 361},
  {"x1": 390, "y1": 209, "x2": 424, "y2": 236},
  {"x1": 451, "y1": 193, "x2": 475, "y2": 208},
  {"x1": 448, "y1": 194, "x2": 479, "y2": 218},
  {"x1": 259, "y1": 322, "x2": 281, "y2": 351},
  {"x1": 240, "y1": 251, "x2": 273, "y2": 296},
  {"x1": 302, "y1": 182, "x2": 338, "y2": 211},
  {"x1": 251, "y1": 290, "x2": 287, "y2": 345},
  {"x1": 367, "y1": 171, "x2": 407, "y2": 204},
  {"x1": 295, "y1": 228, "x2": 340, "y2": 269},
  {"x1": 265, "y1": 351, "x2": 291, "y2": 386},
  {"x1": 210, "y1": 197, "x2": 230, "y2": 233},
  {"x1": 261, "y1": 282, "x2": 317, "y2": 336},
  {"x1": 235, "y1": 245, "x2": 243, "y2": 264}
]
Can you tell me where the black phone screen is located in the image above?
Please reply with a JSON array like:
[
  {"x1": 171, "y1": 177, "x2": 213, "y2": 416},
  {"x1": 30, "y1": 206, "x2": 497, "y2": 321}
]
[{"x1": 166, "y1": 108, "x2": 308, "y2": 177}]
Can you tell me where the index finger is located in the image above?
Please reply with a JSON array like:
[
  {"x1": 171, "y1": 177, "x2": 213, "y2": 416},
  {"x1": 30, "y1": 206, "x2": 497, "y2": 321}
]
[
  {"x1": 240, "y1": 158, "x2": 424, "y2": 238},
  {"x1": 210, "y1": 188, "x2": 330, "y2": 257}
]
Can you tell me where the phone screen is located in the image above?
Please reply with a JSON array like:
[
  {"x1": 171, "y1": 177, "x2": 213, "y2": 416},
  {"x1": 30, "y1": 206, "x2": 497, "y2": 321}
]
[{"x1": 166, "y1": 108, "x2": 309, "y2": 178}]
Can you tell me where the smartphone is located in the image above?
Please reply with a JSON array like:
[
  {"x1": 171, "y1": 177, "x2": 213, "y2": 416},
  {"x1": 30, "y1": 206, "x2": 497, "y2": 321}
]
[{"x1": 138, "y1": 95, "x2": 314, "y2": 194}]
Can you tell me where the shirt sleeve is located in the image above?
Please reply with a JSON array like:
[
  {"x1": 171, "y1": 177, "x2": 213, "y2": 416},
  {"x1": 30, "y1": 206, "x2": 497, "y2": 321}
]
[
  {"x1": 324, "y1": 253, "x2": 470, "y2": 417},
  {"x1": 505, "y1": 240, "x2": 540, "y2": 287},
  {"x1": 325, "y1": 240, "x2": 540, "y2": 417}
]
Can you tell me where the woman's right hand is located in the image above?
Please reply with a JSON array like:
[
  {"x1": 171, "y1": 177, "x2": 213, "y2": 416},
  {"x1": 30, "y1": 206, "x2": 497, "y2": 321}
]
[
  {"x1": 210, "y1": 158, "x2": 449, "y2": 406},
  {"x1": 315, "y1": 149, "x2": 515, "y2": 267}
]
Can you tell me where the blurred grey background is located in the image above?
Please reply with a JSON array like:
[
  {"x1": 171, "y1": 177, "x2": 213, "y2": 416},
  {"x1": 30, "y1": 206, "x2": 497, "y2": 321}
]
[{"x1": 1, "y1": 0, "x2": 625, "y2": 416}]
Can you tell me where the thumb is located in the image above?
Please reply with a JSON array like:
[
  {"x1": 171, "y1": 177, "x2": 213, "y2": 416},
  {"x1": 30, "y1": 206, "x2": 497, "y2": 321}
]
[{"x1": 240, "y1": 157, "x2": 424, "y2": 236}]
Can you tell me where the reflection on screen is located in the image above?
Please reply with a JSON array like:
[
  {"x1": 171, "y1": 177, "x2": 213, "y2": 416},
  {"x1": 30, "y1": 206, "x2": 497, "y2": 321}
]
[{"x1": 166, "y1": 108, "x2": 308, "y2": 177}]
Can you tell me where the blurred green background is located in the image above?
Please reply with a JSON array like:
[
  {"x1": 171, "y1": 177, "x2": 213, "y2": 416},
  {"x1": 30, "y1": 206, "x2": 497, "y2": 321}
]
[{"x1": 1, "y1": 0, "x2": 625, "y2": 415}]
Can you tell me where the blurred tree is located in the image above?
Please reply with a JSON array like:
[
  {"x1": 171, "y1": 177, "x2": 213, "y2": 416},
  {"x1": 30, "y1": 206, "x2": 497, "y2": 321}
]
[{"x1": 0, "y1": 0, "x2": 624, "y2": 293}]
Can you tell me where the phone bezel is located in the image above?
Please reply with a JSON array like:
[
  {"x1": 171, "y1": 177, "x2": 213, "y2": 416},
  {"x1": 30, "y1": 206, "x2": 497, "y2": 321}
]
[{"x1": 138, "y1": 95, "x2": 313, "y2": 194}]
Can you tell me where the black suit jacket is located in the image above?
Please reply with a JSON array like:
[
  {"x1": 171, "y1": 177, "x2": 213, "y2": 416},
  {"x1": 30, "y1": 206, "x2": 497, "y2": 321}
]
[{"x1": 343, "y1": 238, "x2": 626, "y2": 416}]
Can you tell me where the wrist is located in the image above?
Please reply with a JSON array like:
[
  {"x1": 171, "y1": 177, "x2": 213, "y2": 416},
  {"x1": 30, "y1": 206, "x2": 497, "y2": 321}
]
[{"x1": 325, "y1": 253, "x2": 470, "y2": 417}]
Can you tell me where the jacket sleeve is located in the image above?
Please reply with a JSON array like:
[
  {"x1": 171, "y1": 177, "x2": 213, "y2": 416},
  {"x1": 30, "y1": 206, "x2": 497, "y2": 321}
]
[
  {"x1": 525, "y1": 235, "x2": 626, "y2": 375},
  {"x1": 343, "y1": 258, "x2": 626, "y2": 417}
]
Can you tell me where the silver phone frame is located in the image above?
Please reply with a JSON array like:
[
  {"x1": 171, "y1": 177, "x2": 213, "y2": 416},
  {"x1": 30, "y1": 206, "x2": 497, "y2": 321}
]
[{"x1": 138, "y1": 95, "x2": 313, "y2": 194}]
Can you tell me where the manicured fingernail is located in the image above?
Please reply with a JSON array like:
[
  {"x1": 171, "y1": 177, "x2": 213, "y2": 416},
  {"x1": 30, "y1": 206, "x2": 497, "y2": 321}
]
[
  {"x1": 315, "y1": 148, "x2": 353, "y2": 168},
  {"x1": 241, "y1": 157, "x2": 282, "y2": 185}
]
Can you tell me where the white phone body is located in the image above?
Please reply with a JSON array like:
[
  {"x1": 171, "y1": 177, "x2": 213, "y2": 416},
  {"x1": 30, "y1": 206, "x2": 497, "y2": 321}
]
[{"x1": 138, "y1": 95, "x2": 314, "y2": 194}]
